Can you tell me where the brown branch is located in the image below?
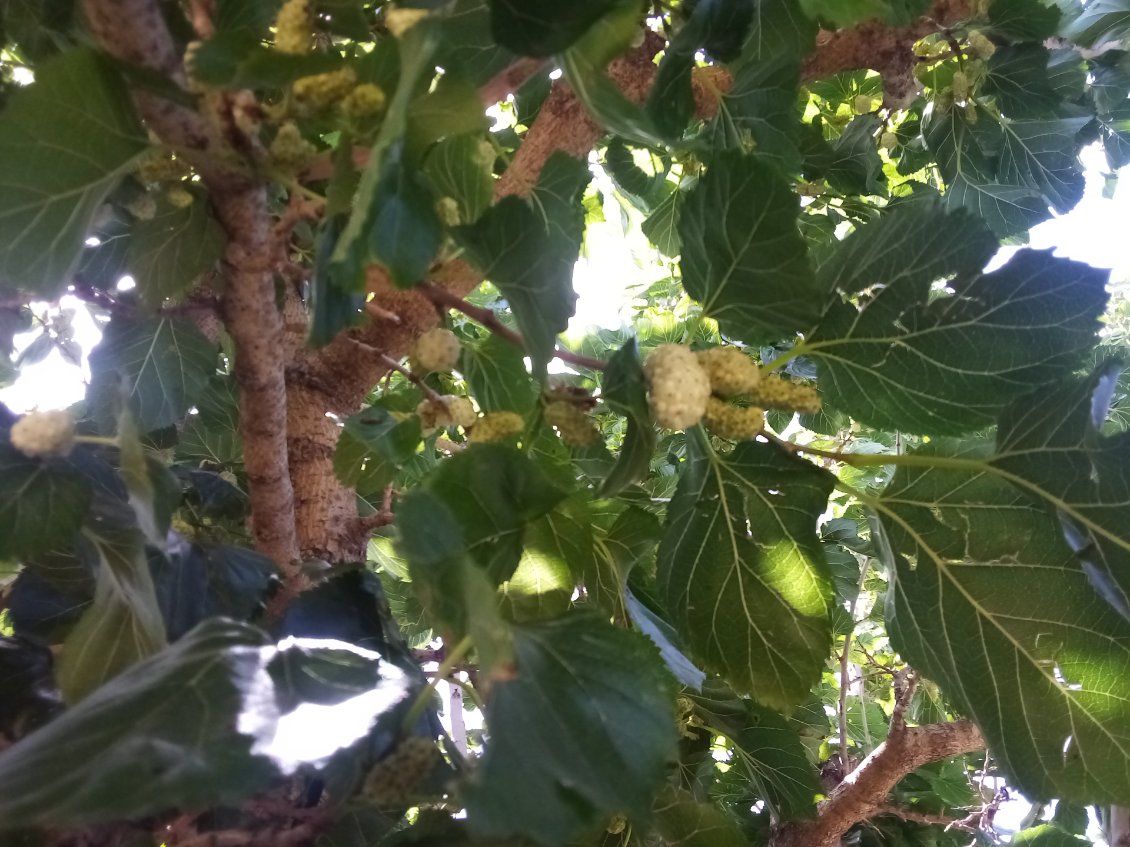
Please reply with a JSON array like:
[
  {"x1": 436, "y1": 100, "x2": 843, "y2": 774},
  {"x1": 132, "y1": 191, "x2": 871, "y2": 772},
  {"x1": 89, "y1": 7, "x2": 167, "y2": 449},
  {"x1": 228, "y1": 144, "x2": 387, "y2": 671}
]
[
  {"x1": 81, "y1": 0, "x2": 301, "y2": 572},
  {"x1": 772, "y1": 719, "x2": 985, "y2": 847},
  {"x1": 479, "y1": 57, "x2": 551, "y2": 107},
  {"x1": 873, "y1": 803, "x2": 977, "y2": 832},
  {"x1": 417, "y1": 281, "x2": 608, "y2": 371}
]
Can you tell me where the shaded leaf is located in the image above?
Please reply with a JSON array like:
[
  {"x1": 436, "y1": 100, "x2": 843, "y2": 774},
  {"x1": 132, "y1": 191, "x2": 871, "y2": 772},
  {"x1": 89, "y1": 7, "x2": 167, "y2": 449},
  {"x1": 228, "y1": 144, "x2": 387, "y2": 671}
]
[
  {"x1": 460, "y1": 333, "x2": 538, "y2": 414},
  {"x1": 678, "y1": 152, "x2": 819, "y2": 343},
  {"x1": 809, "y1": 247, "x2": 1107, "y2": 435},
  {"x1": 708, "y1": 53, "x2": 802, "y2": 170},
  {"x1": 983, "y1": 44, "x2": 1063, "y2": 118},
  {"x1": 454, "y1": 153, "x2": 590, "y2": 374},
  {"x1": 650, "y1": 786, "x2": 749, "y2": 847},
  {"x1": 368, "y1": 140, "x2": 442, "y2": 288},
  {"x1": 488, "y1": 0, "x2": 618, "y2": 56},
  {"x1": 0, "y1": 48, "x2": 148, "y2": 297},
  {"x1": 600, "y1": 338, "x2": 657, "y2": 496},
  {"x1": 1060, "y1": 0, "x2": 1130, "y2": 46},
  {"x1": 464, "y1": 613, "x2": 678, "y2": 845},
  {"x1": 128, "y1": 190, "x2": 226, "y2": 307},
  {"x1": 423, "y1": 133, "x2": 494, "y2": 224},
  {"x1": 988, "y1": 0, "x2": 1062, "y2": 40},
  {"x1": 88, "y1": 316, "x2": 216, "y2": 433},
  {"x1": 657, "y1": 431, "x2": 835, "y2": 710},
  {"x1": 0, "y1": 620, "x2": 416, "y2": 829},
  {"x1": 0, "y1": 442, "x2": 91, "y2": 560}
]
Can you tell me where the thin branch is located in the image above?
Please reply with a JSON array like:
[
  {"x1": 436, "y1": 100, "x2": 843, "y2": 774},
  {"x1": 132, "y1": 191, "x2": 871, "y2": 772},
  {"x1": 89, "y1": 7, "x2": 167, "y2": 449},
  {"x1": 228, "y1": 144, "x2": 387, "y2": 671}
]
[
  {"x1": 873, "y1": 804, "x2": 977, "y2": 832},
  {"x1": 417, "y1": 281, "x2": 609, "y2": 371},
  {"x1": 348, "y1": 337, "x2": 447, "y2": 403},
  {"x1": 838, "y1": 555, "x2": 872, "y2": 773},
  {"x1": 479, "y1": 57, "x2": 551, "y2": 107}
]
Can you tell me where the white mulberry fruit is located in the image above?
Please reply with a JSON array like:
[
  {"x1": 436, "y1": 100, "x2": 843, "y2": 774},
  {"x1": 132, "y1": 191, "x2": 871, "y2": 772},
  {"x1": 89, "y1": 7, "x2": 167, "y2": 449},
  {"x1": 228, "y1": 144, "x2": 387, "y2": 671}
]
[
  {"x1": 696, "y1": 346, "x2": 760, "y2": 398},
  {"x1": 702, "y1": 397, "x2": 765, "y2": 440},
  {"x1": 362, "y1": 736, "x2": 438, "y2": 807},
  {"x1": 644, "y1": 345, "x2": 710, "y2": 430},
  {"x1": 544, "y1": 400, "x2": 600, "y2": 448},
  {"x1": 269, "y1": 121, "x2": 318, "y2": 171},
  {"x1": 10, "y1": 410, "x2": 76, "y2": 459},
  {"x1": 274, "y1": 0, "x2": 311, "y2": 55},
  {"x1": 469, "y1": 411, "x2": 524, "y2": 444},
  {"x1": 751, "y1": 374, "x2": 822, "y2": 415},
  {"x1": 412, "y1": 328, "x2": 461, "y2": 374},
  {"x1": 416, "y1": 395, "x2": 477, "y2": 434},
  {"x1": 879, "y1": 131, "x2": 899, "y2": 150},
  {"x1": 293, "y1": 67, "x2": 357, "y2": 110},
  {"x1": 342, "y1": 83, "x2": 387, "y2": 122},
  {"x1": 967, "y1": 30, "x2": 996, "y2": 60}
]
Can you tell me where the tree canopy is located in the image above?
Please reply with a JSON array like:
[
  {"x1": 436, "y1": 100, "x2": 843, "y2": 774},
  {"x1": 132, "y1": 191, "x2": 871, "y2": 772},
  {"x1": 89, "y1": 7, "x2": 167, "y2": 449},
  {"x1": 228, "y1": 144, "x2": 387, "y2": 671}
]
[{"x1": 1, "y1": 0, "x2": 1130, "y2": 845}]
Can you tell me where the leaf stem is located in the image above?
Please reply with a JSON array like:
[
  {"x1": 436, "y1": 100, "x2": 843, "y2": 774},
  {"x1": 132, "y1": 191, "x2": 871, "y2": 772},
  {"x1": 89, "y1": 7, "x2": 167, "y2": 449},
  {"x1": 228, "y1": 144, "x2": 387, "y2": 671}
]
[
  {"x1": 401, "y1": 634, "x2": 474, "y2": 734},
  {"x1": 418, "y1": 281, "x2": 609, "y2": 371}
]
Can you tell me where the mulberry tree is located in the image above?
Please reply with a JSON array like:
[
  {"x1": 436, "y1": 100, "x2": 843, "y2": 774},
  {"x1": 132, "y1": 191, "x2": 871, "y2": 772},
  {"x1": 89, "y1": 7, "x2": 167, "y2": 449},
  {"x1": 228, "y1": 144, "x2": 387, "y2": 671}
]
[{"x1": 1, "y1": 0, "x2": 1130, "y2": 845}]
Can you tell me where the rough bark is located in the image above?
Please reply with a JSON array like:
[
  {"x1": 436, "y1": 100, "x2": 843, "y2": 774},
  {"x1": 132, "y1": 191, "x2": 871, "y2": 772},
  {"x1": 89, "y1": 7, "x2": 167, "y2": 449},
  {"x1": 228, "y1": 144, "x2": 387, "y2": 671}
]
[
  {"x1": 81, "y1": 0, "x2": 301, "y2": 571},
  {"x1": 771, "y1": 720, "x2": 986, "y2": 847}
]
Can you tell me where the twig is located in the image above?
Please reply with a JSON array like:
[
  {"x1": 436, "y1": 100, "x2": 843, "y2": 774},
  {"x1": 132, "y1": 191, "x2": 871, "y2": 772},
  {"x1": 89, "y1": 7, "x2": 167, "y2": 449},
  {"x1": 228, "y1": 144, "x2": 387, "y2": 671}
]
[
  {"x1": 417, "y1": 281, "x2": 609, "y2": 371},
  {"x1": 402, "y1": 635, "x2": 474, "y2": 732},
  {"x1": 347, "y1": 338, "x2": 446, "y2": 403},
  {"x1": 838, "y1": 553, "x2": 872, "y2": 773},
  {"x1": 890, "y1": 669, "x2": 918, "y2": 732},
  {"x1": 874, "y1": 804, "x2": 977, "y2": 832}
]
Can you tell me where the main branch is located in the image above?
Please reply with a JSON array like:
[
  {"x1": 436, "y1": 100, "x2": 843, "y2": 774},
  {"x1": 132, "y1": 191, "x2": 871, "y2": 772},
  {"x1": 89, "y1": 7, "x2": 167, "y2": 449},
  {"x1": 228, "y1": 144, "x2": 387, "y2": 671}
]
[
  {"x1": 772, "y1": 719, "x2": 985, "y2": 847},
  {"x1": 81, "y1": 0, "x2": 301, "y2": 570}
]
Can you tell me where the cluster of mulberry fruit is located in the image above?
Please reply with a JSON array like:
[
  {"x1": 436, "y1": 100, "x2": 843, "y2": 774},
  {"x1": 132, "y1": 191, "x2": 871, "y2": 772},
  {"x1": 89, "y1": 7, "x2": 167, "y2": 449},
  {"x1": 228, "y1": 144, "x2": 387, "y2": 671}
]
[
  {"x1": 362, "y1": 737, "x2": 438, "y2": 807},
  {"x1": 416, "y1": 395, "x2": 477, "y2": 435},
  {"x1": 544, "y1": 400, "x2": 601, "y2": 448},
  {"x1": 643, "y1": 344, "x2": 820, "y2": 439}
]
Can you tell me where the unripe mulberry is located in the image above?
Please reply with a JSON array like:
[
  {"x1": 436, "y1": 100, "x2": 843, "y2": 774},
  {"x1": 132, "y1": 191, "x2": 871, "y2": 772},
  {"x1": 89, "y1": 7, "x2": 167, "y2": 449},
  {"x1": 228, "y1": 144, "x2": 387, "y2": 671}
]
[
  {"x1": 412, "y1": 328, "x2": 461, "y2": 374},
  {"x1": 362, "y1": 736, "x2": 438, "y2": 807},
  {"x1": 293, "y1": 67, "x2": 358, "y2": 110},
  {"x1": 702, "y1": 397, "x2": 765, "y2": 441},
  {"x1": 10, "y1": 409, "x2": 76, "y2": 459},
  {"x1": 435, "y1": 196, "x2": 461, "y2": 227},
  {"x1": 853, "y1": 94, "x2": 873, "y2": 113},
  {"x1": 126, "y1": 193, "x2": 157, "y2": 221},
  {"x1": 644, "y1": 345, "x2": 710, "y2": 430},
  {"x1": 470, "y1": 411, "x2": 524, "y2": 444},
  {"x1": 137, "y1": 152, "x2": 187, "y2": 184},
  {"x1": 751, "y1": 374, "x2": 821, "y2": 414},
  {"x1": 417, "y1": 395, "x2": 477, "y2": 433},
  {"x1": 274, "y1": 0, "x2": 312, "y2": 55},
  {"x1": 342, "y1": 83, "x2": 387, "y2": 122},
  {"x1": 544, "y1": 400, "x2": 600, "y2": 448},
  {"x1": 696, "y1": 346, "x2": 760, "y2": 397},
  {"x1": 269, "y1": 121, "x2": 317, "y2": 172},
  {"x1": 879, "y1": 131, "x2": 898, "y2": 150},
  {"x1": 165, "y1": 186, "x2": 194, "y2": 208},
  {"x1": 967, "y1": 30, "x2": 996, "y2": 60},
  {"x1": 951, "y1": 70, "x2": 970, "y2": 101}
]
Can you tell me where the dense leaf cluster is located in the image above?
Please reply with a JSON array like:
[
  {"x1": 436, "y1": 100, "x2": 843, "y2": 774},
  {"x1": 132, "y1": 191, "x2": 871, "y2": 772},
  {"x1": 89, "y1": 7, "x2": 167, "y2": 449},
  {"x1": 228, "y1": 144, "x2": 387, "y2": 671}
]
[{"x1": 0, "y1": 0, "x2": 1129, "y2": 846}]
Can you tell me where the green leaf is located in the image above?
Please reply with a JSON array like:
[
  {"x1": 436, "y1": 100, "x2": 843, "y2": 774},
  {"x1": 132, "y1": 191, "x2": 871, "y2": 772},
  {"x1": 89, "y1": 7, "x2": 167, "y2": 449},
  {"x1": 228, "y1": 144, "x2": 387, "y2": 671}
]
[
  {"x1": 998, "y1": 115, "x2": 1088, "y2": 214},
  {"x1": 1011, "y1": 825, "x2": 1091, "y2": 846},
  {"x1": 333, "y1": 404, "x2": 423, "y2": 490},
  {"x1": 0, "y1": 47, "x2": 148, "y2": 297},
  {"x1": 397, "y1": 491, "x2": 514, "y2": 672},
  {"x1": 368, "y1": 140, "x2": 442, "y2": 288},
  {"x1": 991, "y1": 368, "x2": 1130, "y2": 620},
  {"x1": 814, "y1": 199, "x2": 998, "y2": 298},
  {"x1": 55, "y1": 515, "x2": 168, "y2": 703},
  {"x1": 983, "y1": 44, "x2": 1063, "y2": 118},
  {"x1": 801, "y1": 0, "x2": 933, "y2": 27},
  {"x1": 488, "y1": 0, "x2": 619, "y2": 56},
  {"x1": 650, "y1": 786, "x2": 749, "y2": 847},
  {"x1": 1060, "y1": 0, "x2": 1130, "y2": 46},
  {"x1": 0, "y1": 619, "x2": 417, "y2": 829},
  {"x1": 600, "y1": 338, "x2": 657, "y2": 496},
  {"x1": 641, "y1": 185, "x2": 684, "y2": 257},
  {"x1": 423, "y1": 134, "x2": 495, "y2": 224},
  {"x1": 406, "y1": 76, "x2": 492, "y2": 153},
  {"x1": 658, "y1": 432, "x2": 835, "y2": 710},
  {"x1": 88, "y1": 316, "x2": 216, "y2": 433},
  {"x1": 0, "y1": 442, "x2": 91, "y2": 559},
  {"x1": 460, "y1": 332, "x2": 538, "y2": 414},
  {"x1": 803, "y1": 116, "x2": 886, "y2": 196},
  {"x1": 738, "y1": 0, "x2": 817, "y2": 64},
  {"x1": 417, "y1": 444, "x2": 565, "y2": 584},
  {"x1": 464, "y1": 612, "x2": 678, "y2": 845},
  {"x1": 708, "y1": 53, "x2": 802, "y2": 170},
  {"x1": 435, "y1": 0, "x2": 518, "y2": 87},
  {"x1": 924, "y1": 105, "x2": 1048, "y2": 237},
  {"x1": 128, "y1": 190, "x2": 226, "y2": 307},
  {"x1": 678, "y1": 152, "x2": 819, "y2": 343},
  {"x1": 809, "y1": 247, "x2": 1108, "y2": 435},
  {"x1": 689, "y1": 679, "x2": 819, "y2": 820},
  {"x1": 882, "y1": 434, "x2": 1130, "y2": 804},
  {"x1": 988, "y1": 0, "x2": 1062, "y2": 40},
  {"x1": 177, "y1": 375, "x2": 242, "y2": 466},
  {"x1": 330, "y1": 21, "x2": 440, "y2": 290},
  {"x1": 453, "y1": 153, "x2": 590, "y2": 375},
  {"x1": 626, "y1": 592, "x2": 706, "y2": 690}
]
